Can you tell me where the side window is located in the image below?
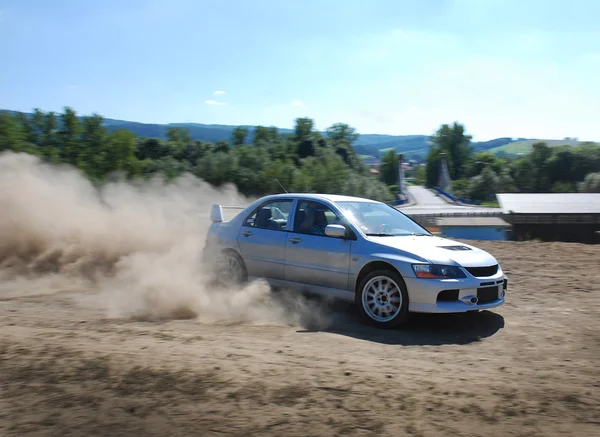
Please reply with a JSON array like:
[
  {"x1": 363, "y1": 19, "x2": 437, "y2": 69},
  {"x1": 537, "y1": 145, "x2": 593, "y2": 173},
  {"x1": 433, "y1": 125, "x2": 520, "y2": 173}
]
[
  {"x1": 293, "y1": 200, "x2": 343, "y2": 236},
  {"x1": 243, "y1": 200, "x2": 293, "y2": 231}
]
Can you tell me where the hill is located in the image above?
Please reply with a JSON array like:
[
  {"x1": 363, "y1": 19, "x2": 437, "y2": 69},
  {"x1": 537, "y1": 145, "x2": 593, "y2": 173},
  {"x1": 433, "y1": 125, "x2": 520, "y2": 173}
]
[{"x1": 487, "y1": 139, "x2": 599, "y2": 156}]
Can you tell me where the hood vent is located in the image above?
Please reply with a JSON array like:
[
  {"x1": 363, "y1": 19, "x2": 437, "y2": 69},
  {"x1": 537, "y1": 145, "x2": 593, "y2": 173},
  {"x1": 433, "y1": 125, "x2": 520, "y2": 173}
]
[{"x1": 438, "y1": 245, "x2": 472, "y2": 251}]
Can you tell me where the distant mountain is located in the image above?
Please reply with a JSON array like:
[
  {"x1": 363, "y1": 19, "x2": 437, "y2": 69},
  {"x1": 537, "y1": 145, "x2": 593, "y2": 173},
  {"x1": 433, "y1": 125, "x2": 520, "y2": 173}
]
[
  {"x1": 102, "y1": 118, "x2": 295, "y2": 144},
  {"x1": 5, "y1": 110, "x2": 596, "y2": 162},
  {"x1": 354, "y1": 136, "x2": 519, "y2": 162}
]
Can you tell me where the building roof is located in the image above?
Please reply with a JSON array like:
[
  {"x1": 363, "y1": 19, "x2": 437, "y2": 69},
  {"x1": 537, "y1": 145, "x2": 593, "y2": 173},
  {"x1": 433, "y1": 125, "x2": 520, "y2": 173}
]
[
  {"x1": 436, "y1": 217, "x2": 511, "y2": 227},
  {"x1": 497, "y1": 193, "x2": 600, "y2": 214}
]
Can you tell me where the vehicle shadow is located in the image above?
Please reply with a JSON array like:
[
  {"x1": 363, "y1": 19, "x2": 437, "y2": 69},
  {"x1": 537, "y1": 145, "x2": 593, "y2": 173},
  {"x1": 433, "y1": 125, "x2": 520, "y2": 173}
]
[{"x1": 295, "y1": 298, "x2": 505, "y2": 346}]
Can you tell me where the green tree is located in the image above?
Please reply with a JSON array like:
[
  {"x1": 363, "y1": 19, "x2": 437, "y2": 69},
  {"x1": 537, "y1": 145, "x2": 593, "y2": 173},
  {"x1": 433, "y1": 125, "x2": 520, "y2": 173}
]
[
  {"x1": 30, "y1": 108, "x2": 46, "y2": 148},
  {"x1": 413, "y1": 164, "x2": 426, "y2": 185},
  {"x1": 530, "y1": 142, "x2": 552, "y2": 192},
  {"x1": 41, "y1": 111, "x2": 60, "y2": 161},
  {"x1": 579, "y1": 172, "x2": 600, "y2": 192},
  {"x1": 214, "y1": 140, "x2": 230, "y2": 154},
  {"x1": 166, "y1": 127, "x2": 192, "y2": 144},
  {"x1": 231, "y1": 127, "x2": 248, "y2": 146},
  {"x1": 467, "y1": 166, "x2": 499, "y2": 201},
  {"x1": 425, "y1": 146, "x2": 441, "y2": 187},
  {"x1": 294, "y1": 117, "x2": 314, "y2": 143},
  {"x1": 380, "y1": 149, "x2": 399, "y2": 186},
  {"x1": 252, "y1": 126, "x2": 270, "y2": 145},
  {"x1": 426, "y1": 122, "x2": 473, "y2": 185},
  {"x1": 326, "y1": 123, "x2": 359, "y2": 143},
  {"x1": 58, "y1": 107, "x2": 82, "y2": 166},
  {"x1": 464, "y1": 152, "x2": 502, "y2": 178},
  {"x1": 80, "y1": 113, "x2": 108, "y2": 178},
  {"x1": 104, "y1": 129, "x2": 141, "y2": 176},
  {"x1": 497, "y1": 168, "x2": 518, "y2": 193},
  {"x1": 512, "y1": 158, "x2": 536, "y2": 192},
  {"x1": 137, "y1": 138, "x2": 166, "y2": 161},
  {"x1": 14, "y1": 112, "x2": 37, "y2": 149},
  {"x1": 0, "y1": 111, "x2": 27, "y2": 152}
]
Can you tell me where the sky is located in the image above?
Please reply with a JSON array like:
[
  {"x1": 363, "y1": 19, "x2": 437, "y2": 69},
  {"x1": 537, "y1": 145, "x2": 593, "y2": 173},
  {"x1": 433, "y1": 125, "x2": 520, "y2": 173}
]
[{"x1": 1, "y1": 0, "x2": 599, "y2": 141}]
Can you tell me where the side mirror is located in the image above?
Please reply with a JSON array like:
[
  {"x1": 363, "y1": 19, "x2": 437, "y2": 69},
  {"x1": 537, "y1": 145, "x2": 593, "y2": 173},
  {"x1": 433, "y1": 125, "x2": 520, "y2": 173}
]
[
  {"x1": 210, "y1": 204, "x2": 224, "y2": 223},
  {"x1": 324, "y1": 224, "x2": 347, "y2": 238}
]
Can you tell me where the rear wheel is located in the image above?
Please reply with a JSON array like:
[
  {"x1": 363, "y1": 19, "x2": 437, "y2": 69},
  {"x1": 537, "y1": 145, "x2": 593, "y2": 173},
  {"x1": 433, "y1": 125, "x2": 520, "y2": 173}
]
[
  {"x1": 215, "y1": 251, "x2": 247, "y2": 285},
  {"x1": 356, "y1": 269, "x2": 409, "y2": 328}
]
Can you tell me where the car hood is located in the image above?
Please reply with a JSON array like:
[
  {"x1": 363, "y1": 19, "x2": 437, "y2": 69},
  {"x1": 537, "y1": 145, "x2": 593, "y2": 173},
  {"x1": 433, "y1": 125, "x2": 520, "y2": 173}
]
[{"x1": 367, "y1": 235, "x2": 498, "y2": 267}]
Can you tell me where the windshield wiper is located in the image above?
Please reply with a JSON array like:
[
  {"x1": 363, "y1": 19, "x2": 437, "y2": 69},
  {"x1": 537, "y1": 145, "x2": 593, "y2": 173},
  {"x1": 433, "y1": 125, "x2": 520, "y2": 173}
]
[
  {"x1": 411, "y1": 232, "x2": 432, "y2": 236},
  {"x1": 365, "y1": 233, "x2": 396, "y2": 237}
]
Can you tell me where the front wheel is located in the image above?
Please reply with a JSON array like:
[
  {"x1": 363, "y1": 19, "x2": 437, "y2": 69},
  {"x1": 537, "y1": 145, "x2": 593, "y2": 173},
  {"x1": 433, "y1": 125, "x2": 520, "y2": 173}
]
[{"x1": 356, "y1": 269, "x2": 409, "y2": 328}]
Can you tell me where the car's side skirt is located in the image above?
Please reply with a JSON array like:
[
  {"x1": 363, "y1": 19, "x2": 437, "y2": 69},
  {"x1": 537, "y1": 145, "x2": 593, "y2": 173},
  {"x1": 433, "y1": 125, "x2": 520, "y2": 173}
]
[{"x1": 248, "y1": 277, "x2": 355, "y2": 302}]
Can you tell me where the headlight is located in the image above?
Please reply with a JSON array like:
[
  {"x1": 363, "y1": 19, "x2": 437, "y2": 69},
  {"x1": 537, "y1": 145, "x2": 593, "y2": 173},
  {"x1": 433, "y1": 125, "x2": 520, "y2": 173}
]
[{"x1": 412, "y1": 264, "x2": 466, "y2": 279}]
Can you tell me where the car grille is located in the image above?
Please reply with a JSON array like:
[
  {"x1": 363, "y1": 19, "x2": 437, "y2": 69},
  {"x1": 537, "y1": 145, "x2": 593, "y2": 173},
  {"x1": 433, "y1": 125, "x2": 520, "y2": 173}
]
[
  {"x1": 465, "y1": 264, "x2": 498, "y2": 277},
  {"x1": 477, "y1": 287, "x2": 499, "y2": 304}
]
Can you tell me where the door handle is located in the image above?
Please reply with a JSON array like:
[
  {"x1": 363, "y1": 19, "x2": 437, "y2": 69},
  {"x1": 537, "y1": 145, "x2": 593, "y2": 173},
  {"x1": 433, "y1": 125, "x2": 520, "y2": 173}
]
[
  {"x1": 242, "y1": 230, "x2": 253, "y2": 237},
  {"x1": 289, "y1": 236, "x2": 302, "y2": 244}
]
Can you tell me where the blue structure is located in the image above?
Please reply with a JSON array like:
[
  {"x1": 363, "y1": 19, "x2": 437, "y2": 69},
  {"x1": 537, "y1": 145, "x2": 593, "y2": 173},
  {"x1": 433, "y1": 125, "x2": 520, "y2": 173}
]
[{"x1": 436, "y1": 217, "x2": 511, "y2": 241}]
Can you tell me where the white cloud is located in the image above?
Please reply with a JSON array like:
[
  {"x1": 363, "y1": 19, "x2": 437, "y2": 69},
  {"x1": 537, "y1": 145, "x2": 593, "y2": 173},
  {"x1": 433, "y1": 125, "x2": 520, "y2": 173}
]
[
  {"x1": 205, "y1": 100, "x2": 226, "y2": 106},
  {"x1": 213, "y1": 90, "x2": 226, "y2": 95},
  {"x1": 292, "y1": 100, "x2": 304, "y2": 107}
]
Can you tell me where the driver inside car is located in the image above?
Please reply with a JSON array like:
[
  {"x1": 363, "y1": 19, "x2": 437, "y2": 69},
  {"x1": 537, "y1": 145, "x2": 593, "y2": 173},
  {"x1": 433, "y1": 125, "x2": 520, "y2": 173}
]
[{"x1": 300, "y1": 203, "x2": 328, "y2": 235}]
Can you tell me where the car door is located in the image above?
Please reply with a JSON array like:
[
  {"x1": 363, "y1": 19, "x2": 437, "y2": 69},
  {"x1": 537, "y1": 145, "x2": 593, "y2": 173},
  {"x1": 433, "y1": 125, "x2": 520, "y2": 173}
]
[
  {"x1": 237, "y1": 198, "x2": 294, "y2": 280},
  {"x1": 284, "y1": 199, "x2": 352, "y2": 290}
]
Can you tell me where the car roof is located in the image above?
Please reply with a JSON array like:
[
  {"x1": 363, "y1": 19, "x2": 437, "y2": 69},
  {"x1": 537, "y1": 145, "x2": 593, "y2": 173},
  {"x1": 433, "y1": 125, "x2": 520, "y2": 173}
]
[{"x1": 261, "y1": 193, "x2": 380, "y2": 204}]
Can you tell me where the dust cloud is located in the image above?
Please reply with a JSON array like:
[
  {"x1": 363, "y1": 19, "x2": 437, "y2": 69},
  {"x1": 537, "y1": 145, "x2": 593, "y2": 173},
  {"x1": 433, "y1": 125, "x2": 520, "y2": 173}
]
[{"x1": 0, "y1": 151, "x2": 328, "y2": 327}]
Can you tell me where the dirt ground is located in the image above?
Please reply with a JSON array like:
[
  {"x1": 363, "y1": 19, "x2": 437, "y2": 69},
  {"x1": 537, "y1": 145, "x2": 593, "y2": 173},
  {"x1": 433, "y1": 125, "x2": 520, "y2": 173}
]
[{"x1": 1, "y1": 240, "x2": 599, "y2": 437}]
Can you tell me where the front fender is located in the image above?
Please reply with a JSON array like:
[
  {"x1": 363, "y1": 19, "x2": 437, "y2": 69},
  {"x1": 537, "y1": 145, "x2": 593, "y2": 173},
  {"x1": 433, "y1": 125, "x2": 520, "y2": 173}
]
[{"x1": 349, "y1": 252, "x2": 423, "y2": 292}]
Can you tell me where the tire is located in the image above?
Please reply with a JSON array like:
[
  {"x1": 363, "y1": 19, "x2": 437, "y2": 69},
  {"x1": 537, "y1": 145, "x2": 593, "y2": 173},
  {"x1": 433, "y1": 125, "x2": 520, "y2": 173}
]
[
  {"x1": 355, "y1": 269, "x2": 410, "y2": 328},
  {"x1": 215, "y1": 250, "x2": 248, "y2": 286}
]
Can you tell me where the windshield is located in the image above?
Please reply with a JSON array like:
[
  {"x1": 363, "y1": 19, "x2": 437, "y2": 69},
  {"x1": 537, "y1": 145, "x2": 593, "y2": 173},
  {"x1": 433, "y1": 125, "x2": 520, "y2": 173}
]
[{"x1": 336, "y1": 201, "x2": 430, "y2": 237}]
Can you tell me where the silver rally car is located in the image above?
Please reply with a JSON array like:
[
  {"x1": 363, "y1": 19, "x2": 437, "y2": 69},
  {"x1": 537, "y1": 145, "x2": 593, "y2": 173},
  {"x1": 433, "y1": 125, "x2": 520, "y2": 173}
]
[{"x1": 204, "y1": 193, "x2": 507, "y2": 328}]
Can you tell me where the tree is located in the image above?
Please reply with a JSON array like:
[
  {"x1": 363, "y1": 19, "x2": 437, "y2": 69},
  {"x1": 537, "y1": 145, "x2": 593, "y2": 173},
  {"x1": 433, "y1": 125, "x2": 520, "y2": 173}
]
[
  {"x1": 30, "y1": 108, "x2": 46, "y2": 148},
  {"x1": 464, "y1": 152, "x2": 502, "y2": 178},
  {"x1": 252, "y1": 126, "x2": 280, "y2": 147},
  {"x1": 530, "y1": 142, "x2": 552, "y2": 192},
  {"x1": 425, "y1": 146, "x2": 441, "y2": 187},
  {"x1": 0, "y1": 111, "x2": 27, "y2": 152},
  {"x1": 15, "y1": 112, "x2": 37, "y2": 148},
  {"x1": 166, "y1": 127, "x2": 192, "y2": 144},
  {"x1": 497, "y1": 168, "x2": 518, "y2": 193},
  {"x1": 80, "y1": 113, "x2": 108, "y2": 178},
  {"x1": 380, "y1": 149, "x2": 398, "y2": 186},
  {"x1": 41, "y1": 111, "x2": 60, "y2": 161},
  {"x1": 104, "y1": 129, "x2": 140, "y2": 176},
  {"x1": 467, "y1": 166, "x2": 499, "y2": 201},
  {"x1": 294, "y1": 117, "x2": 314, "y2": 143},
  {"x1": 252, "y1": 126, "x2": 270, "y2": 145},
  {"x1": 231, "y1": 127, "x2": 248, "y2": 146},
  {"x1": 428, "y1": 122, "x2": 473, "y2": 182},
  {"x1": 512, "y1": 159, "x2": 536, "y2": 192},
  {"x1": 59, "y1": 107, "x2": 82, "y2": 166},
  {"x1": 579, "y1": 172, "x2": 600, "y2": 192},
  {"x1": 326, "y1": 123, "x2": 359, "y2": 144},
  {"x1": 137, "y1": 138, "x2": 166, "y2": 161},
  {"x1": 214, "y1": 140, "x2": 230, "y2": 154}
]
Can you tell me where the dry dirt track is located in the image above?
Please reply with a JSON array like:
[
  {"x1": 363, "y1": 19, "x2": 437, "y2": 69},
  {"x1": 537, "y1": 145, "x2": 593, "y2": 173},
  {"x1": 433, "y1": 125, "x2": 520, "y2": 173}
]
[{"x1": 1, "y1": 241, "x2": 599, "y2": 437}]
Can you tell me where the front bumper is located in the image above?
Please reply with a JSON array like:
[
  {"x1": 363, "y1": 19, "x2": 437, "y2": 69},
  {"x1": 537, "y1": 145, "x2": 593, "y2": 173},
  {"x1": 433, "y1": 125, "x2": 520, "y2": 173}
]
[{"x1": 404, "y1": 272, "x2": 507, "y2": 314}]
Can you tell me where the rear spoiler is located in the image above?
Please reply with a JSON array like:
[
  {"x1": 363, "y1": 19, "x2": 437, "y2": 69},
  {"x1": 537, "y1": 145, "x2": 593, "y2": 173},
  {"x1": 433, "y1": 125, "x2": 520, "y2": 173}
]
[{"x1": 210, "y1": 204, "x2": 245, "y2": 223}]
